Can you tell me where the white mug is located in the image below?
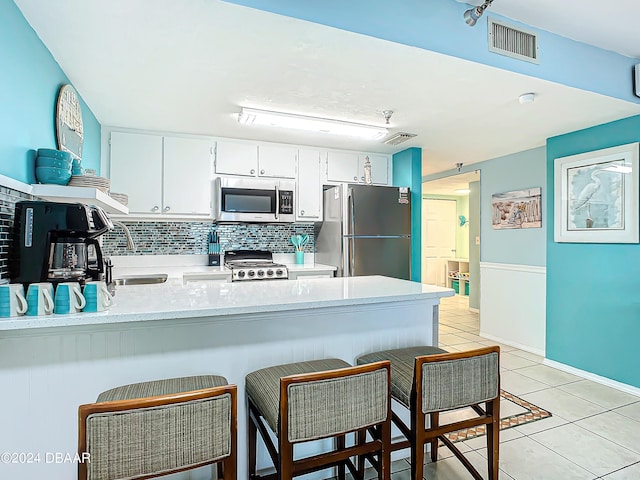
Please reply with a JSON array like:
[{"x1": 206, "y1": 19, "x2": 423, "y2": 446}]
[
  {"x1": 54, "y1": 282, "x2": 86, "y2": 314},
  {"x1": 0, "y1": 284, "x2": 28, "y2": 317},
  {"x1": 83, "y1": 281, "x2": 113, "y2": 312},
  {"x1": 26, "y1": 283, "x2": 54, "y2": 316}
]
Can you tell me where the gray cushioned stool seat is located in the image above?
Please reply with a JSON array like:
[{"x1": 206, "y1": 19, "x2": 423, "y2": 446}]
[
  {"x1": 97, "y1": 375, "x2": 228, "y2": 402},
  {"x1": 246, "y1": 358, "x2": 350, "y2": 432},
  {"x1": 356, "y1": 346, "x2": 446, "y2": 408}
]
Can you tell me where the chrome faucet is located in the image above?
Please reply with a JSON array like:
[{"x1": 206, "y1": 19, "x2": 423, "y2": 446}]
[{"x1": 111, "y1": 220, "x2": 135, "y2": 251}]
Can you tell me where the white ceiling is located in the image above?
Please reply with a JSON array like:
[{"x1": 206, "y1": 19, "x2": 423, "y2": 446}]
[
  {"x1": 424, "y1": 171, "x2": 481, "y2": 196},
  {"x1": 13, "y1": 0, "x2": 640, "y2": 176}
]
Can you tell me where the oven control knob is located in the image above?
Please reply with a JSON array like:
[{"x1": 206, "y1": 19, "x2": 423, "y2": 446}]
[
  {"x1": 267, "y1": 269, "x2": 274, "y2": 277},
  {"x1": 237, "y1": 271, "x2": 246, "y2": 278},
  {"x1": 247, "y1": 270, "x2": 255, "y2": 278},
  {"x1": 275, "y1": 269, "x2": 283, "y2": 276},
  {"x1": 257, "y1": 270, "x2": 265, "y2": 277}
]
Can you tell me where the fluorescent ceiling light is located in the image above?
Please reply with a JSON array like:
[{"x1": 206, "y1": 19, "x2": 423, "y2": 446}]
[
  {"x1": 238, "y1": 107, "x2": 388, "y2": 140},
  {"x1": 455, "y1": 189, "x2": 471, "y2": 194}
]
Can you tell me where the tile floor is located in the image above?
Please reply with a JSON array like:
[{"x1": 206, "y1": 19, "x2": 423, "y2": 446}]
[{"x1": 385, "y1": 294, "x2": 640, "y2": 480}]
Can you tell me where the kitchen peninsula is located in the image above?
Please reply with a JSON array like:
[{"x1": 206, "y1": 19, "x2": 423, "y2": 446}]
[{"x1": 0, "y1": 275, "x2": 452, "y2": 480}]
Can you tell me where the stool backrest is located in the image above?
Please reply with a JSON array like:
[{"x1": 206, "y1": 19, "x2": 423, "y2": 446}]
[
  {"x1": 415, "y1": 346, "x2": 500, "y2": 414},
  {"x1": 281, "y1": 361, "x2": 390, "y2": 443},
  {"x1": 79, "y1": 385, "x2": 237, "y2": 480}
]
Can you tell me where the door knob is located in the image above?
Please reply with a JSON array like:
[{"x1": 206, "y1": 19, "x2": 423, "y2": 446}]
[
  {"x1": 163, "y1": 206, "x2": 171, "y2": 212},
  {"x1": 152, "y1": 206, "x2": 159, "y2": 212},
  {"x1": 250, "y1": 169, "x2": 255, "y2": 175},
  {"x1": 300, "y1": 210, "x2": 305, "y2": 215},
  {"x1": 260, "y1": 169, "x2": 265, "y2": 175},
  {"x1": 353, "y1": 176, "x2": 358, "y2": 181}
]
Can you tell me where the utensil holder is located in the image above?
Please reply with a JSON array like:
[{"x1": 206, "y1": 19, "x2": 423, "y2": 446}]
[
  {"x1": 208, "y1": 254, "x2": 221, "y2": 266},
  {"x1": 295, "y1": 251, "x2": 304, "y2": 265}
]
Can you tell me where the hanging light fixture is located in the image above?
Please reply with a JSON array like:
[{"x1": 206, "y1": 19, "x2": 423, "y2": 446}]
[
  {"x1": 464, "y1": 0, "x2": 494, "y2": 27},
  {"x1": 238, "y1": 107, "x2": 388, "y2": 140}
]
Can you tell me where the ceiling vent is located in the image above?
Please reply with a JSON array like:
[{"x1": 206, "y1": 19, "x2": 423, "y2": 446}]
[
  {"x1": 383, "y1": 132, "x2": 417, "y2": 145},
  {"x1": 488, "y1": 18, "x2": 539, "y2": 64}
]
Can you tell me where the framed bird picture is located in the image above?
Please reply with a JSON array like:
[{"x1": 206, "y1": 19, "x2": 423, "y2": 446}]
[{"x1": 554, "y1": 142, "x2": 639, "y2": 243}]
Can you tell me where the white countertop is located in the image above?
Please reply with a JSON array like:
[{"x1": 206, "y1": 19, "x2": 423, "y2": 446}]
[{"x1": 0, "y1": 276, "x2": 453, "y2": 332}]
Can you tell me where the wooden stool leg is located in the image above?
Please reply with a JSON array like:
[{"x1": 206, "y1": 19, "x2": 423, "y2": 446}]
[
  {"x1": 486, "y1": 398, "x2": 500, "y2": 480},
  {"x1": 279, "y1": 435, "x2": 294, "y2": 480},
  {"x1": 336, "y1": 434, "x2": 346, "y2": 480},
  {"x1": 411, "y1": 412, "x2": 425, "y2": 480},
  {"x1": 429, "y1": 412, "x2": 439, "y2": 462},
  {"x1": 248, "y1": 406, "x2": 257, "y2": 479},
  {"x1": 357, "y1": 428, "x2": 367, "y2": 479}
]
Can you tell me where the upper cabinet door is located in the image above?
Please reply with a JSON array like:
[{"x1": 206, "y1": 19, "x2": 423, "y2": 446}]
[
  {"x1": 327, "y1": 151, "x2": 360, "y2": 183},
  {"x1": 110, "y1": 131, "x2": 163, "y2": 214},
  {"x1": 258, "y1": 145, "x2": 297, "y2": 178},
  {"x1": 296, "y1": 149, "x2": 322, "y2": 221},
  {"x1": 163, "y1": 136, "x2": 213, "y2": 215},
  {"x1": 359, "y1": 154, "x2": 389, "y2": 185},
  {"x1": 215, "y1": 140, "x2": 258, "y2": 176}
]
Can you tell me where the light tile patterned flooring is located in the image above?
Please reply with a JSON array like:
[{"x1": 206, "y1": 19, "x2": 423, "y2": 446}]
[{"x1": 385, "y1": 295, "x2": 640, "y2": 480}]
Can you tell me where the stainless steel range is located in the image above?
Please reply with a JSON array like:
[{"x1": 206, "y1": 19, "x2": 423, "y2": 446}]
[{"x1": 224, "y1": 250, "x2": 289, "y2": 282}]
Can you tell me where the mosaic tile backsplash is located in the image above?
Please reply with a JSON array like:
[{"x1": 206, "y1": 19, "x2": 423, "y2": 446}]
[
  {"x1": 101, "y1": 221, "x2": 315, "y2": 256},
  {"x1": 0, "y1": 186, "x2": 33, "y2": 283}
]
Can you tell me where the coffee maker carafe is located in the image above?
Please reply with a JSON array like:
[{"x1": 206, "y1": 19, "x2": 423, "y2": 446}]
[{"x1": 11, "y1": 201, "x2": 113, "y2": 285}]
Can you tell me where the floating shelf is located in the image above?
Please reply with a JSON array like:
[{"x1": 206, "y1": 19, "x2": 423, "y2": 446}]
[{"x1": 30, "y1": 184, "x2": 129, "y2": 214}]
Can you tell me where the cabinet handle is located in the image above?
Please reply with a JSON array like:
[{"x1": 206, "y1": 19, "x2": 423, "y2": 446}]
[
  {"x1": 152, "y1": 206, "x2": 159, "y2": 212},
  {"x1": 353, "y1": 176, "x2": 358, "y2": 181},
  {"x1": 300, "y1": 210, "x2": 305, "y2": 215},
  {"x1": 361, "y1": 176, "x2": 365, "y2": 181},
  {"x1": 163, "y1": 206, "x2": 171, "y2": 212},
  {"x1": 250, "y1": 169, "x2": 255, "y2": 175},
  {"x1": 260, "y1": 169, "x2": 265, "y2": 175}
]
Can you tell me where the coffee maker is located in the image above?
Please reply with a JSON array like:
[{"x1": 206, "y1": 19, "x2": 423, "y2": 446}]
[{"x1": 11, "y1": 201, "x2": 113, "y2": 286}]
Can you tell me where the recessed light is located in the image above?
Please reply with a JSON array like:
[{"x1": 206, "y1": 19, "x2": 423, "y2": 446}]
[{"x1": 518, "y1": 93, "x2": 536, "y2": 104}]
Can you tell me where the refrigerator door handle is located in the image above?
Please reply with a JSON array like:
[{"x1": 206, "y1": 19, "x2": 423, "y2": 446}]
[{"x1": 348, "y1": 191, "x2": 356, "y2": 276}]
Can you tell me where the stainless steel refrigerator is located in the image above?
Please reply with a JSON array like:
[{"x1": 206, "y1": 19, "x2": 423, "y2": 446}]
[{"x1": 315, "y1": 184, "x2": 411, "y2": 279}]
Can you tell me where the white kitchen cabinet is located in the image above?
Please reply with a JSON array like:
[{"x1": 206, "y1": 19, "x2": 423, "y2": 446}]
[
  {"x1": 326, "y1": 151, "x2": 360, "y2": 183},
  {"x1": 215, "y1": 141, "x2": 296, "y2": 178},
  {"x1": 327, "y1": 151, "x2": 390, "y2": 185},
  {"x1": 110, "y1": 132, "x2": 213, "y2": 217},
  {"x1": 110, "y1": 132, "x2": 163, "y2": 215},
  {"x1": 258, "y1": 145, "x2": 297, "y2": 178},
  {"x1": 163, "y1": 136, "x2": 213, "y2": 215},
  {"x1": 214, "y1": 140, "x2": 258, "y2": 176},
  {"x1": 358, "y1": 154, "x2": 389, "y2": 185},
  {"x1": 296, "y1": 149, "x2": 322, "y2": 221}
]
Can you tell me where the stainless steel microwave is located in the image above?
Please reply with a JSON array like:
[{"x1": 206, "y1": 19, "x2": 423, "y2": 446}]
[{"x1": 212, "y1": 177, "x2": 295, "y2": 223}]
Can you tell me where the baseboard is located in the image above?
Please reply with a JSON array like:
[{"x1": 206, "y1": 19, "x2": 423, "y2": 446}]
[
  {"x1": 544, "y1": 359, "x2": 640, "y2": 398},
  {"x1": 479, "y1": 331, "x2": 545, "y2": 357}
]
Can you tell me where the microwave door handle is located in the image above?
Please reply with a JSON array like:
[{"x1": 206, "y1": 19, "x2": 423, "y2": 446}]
[{"x1": 275, "y1": 185, "x2": 279, "y2": 220}]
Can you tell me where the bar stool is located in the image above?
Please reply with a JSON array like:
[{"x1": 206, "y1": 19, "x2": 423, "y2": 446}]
[
  {"x1": 78, "y1": 375, "x2": 237, "y2": 480},
  {"x1": 246, "y1": 359, "x2": 392, "y2": 480},
  {"x1": 357, "y1": 346, "x2": 500, "y2": 480}
]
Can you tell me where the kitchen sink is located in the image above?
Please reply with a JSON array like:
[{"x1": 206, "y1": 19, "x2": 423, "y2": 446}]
[{"x1": 114, "y1": 274, "x2": 169, "y2": 286}]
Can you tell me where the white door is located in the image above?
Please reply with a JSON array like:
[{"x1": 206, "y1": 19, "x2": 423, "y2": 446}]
[
  {"x1": 326, "y1": 151, "x2": 359, "y2": 183},
  {"x1": 296, "y1": 149, "x2": 322, "y2": 221},
  {"x1": 358, "y1": 154, "x2": 389, "y2": 185},
  {"x1": 422, "y1": 199, "x2": 457, "y2": 286},
  {"x1": 215, "y1": 140, "x2": 258, "y2": 176}
]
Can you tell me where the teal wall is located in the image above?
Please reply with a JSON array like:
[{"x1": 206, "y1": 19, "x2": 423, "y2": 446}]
[
  {"x1": 0, "y1": 0, "x2": 101, "y2": 183},
  {"x1": 223, "y1": 0, "x2": 639, "y2": 103},
  {"x1": 546, "y1": 115, "x2": 640, "y2": 388},
  {"x1": 393, "y1": 147, "x2": 422, "y2": 282}
]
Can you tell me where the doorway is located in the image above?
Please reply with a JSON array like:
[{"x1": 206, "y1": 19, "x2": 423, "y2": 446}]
[{"x1": 422, "y1": 171, "x2": 480, "y2": 309}]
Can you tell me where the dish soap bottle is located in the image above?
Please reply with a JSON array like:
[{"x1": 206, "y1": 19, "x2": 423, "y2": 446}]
[{"x1": 363, "y1": 156, "x2": 372, "y2": 184}]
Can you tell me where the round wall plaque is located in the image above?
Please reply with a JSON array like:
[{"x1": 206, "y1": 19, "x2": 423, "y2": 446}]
[{"x1": 55, "y1": 84, "x2": 84, "y2": 160}]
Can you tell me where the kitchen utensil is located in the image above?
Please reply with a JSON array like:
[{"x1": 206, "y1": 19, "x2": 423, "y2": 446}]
[
  {"x1": 26, "y1": 283, "x2": 54, "y2": 316},
  {"x1": 83, "y1": 281, "x2": 113, "y2": 312},
  {"x1": 54, "y1": 282, "x2": 86, "y2": 314},
  {"x1": 35, "y1": 166, "x2": 71, "y2": 185},
  {"x1": 0, "y1": 284, "x2": 28, "y2": 317}
]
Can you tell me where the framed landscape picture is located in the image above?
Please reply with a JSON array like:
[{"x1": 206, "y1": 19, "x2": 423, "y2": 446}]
[{"x1": 554, "y1": 142, "x2": 639, "y2": 243}]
